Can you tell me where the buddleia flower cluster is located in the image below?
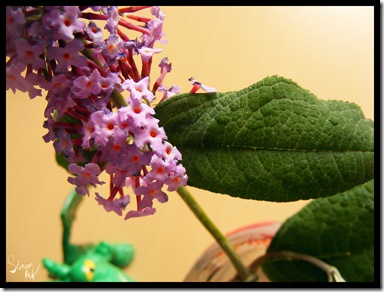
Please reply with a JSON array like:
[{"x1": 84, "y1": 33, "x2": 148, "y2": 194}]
[{"x1": 6, "y1": 6, "x2": 188, "y2": 219}]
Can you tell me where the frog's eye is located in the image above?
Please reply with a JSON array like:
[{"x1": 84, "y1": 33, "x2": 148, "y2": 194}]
[{"x1": 82, "y1": 259, "x2": 96, "y2": 281}]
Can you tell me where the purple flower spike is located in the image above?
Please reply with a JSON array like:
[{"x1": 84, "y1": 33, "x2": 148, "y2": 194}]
[{"x1": 6, "y1": 6, "x2": 189, "y2": 221}]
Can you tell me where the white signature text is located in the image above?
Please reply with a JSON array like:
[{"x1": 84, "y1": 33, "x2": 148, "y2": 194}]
[{"x1": 8, "y1": 254, "x2": 40, "y2": 280}]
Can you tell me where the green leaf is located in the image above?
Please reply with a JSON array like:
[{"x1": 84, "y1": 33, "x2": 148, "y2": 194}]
[
  {"x1": 261, "y1": 179, "x2": 374, "y2": 282},
  {"x1": 155, "y1": 75, "x2": 374, "y2": 201}
]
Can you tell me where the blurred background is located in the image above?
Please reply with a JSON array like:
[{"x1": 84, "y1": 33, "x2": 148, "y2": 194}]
[{"x1": 6, "y1": 6, "x2": 374, "y2": 282}]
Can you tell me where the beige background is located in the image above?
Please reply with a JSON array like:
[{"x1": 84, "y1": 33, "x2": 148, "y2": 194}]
[{"x1": 6, "y1": 6, "x2": 374, "y2": 282}]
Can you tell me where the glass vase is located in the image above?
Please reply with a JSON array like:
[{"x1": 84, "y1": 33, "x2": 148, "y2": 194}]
[{"x1": 184, "y1": 221, "x2": 281, "y2": 282}]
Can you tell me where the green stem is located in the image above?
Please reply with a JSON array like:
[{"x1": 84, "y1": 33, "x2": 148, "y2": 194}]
[
  {"x1": 177, "y1": 186, "x2": 254, "y2": 281},
  {"x1": 80, "y1": 45, "x2": 103, "y2": 68}
]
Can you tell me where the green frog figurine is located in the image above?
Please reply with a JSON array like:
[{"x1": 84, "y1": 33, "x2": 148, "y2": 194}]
[{"x1": 42, "y1": 189, "x2": 135, "y2": 282}]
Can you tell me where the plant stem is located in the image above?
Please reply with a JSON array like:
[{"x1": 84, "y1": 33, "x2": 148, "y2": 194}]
[{"x1": 177, "y1": 186, "x2": 254, "y2": 281}]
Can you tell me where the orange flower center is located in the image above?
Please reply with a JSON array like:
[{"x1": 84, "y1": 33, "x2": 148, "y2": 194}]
[{"x1": 150, "y1": 130, "x2": 157, "y2": 138}]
